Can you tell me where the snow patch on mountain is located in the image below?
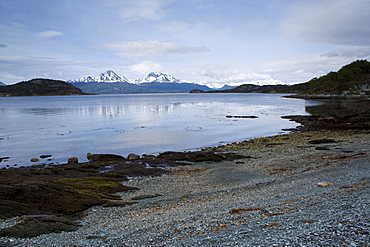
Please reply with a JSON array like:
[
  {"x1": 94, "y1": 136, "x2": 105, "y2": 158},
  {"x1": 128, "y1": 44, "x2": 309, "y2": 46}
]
[
  {"x1": 69, "y1": 70, "x2": 129, "y2": 83},
  {"x1": 135, "y1": 72, "x2": 182, "y2": 84}
]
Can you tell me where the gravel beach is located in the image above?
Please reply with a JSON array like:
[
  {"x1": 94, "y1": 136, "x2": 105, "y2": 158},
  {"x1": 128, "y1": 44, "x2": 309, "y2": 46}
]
[{"x1": 1, "y1": 129, "x2": 369, "y2": 246}]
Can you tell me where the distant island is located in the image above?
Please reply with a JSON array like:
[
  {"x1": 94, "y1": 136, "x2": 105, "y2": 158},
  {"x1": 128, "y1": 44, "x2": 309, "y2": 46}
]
[
  {"x1": 191, "y1": 60, "x2": 370, "y2": 98},
  {"x1": 0, "y1": 79, "x2": 90, "y2": 97}
]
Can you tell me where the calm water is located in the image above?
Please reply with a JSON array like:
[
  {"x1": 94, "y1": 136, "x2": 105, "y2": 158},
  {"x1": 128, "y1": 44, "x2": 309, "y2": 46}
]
[{"x1": 0, "y1": 93, "x2": 317, "y2": 167}]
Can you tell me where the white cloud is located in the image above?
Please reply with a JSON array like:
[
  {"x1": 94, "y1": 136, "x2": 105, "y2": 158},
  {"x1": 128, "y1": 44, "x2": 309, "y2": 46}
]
[
  {"x1": 322, "y1": 46, "x2": 370, "y2": 58},
  {"x1": 260, "y1": 47, "x2": 370, "y2": 84},
  {"x1": 0, "y1": 72, "x2": 24, "y2": 80},
  {"x1": 197, "y1": 65, "x2": 270, "y2": 82},
  {"x1": 94, "y1": 40, "x2": 209, "y2": 57},
  {"x1": 37, "y1": 30, "x2": 64, "y2": 38},
  {"x1": 156, "y1": 21, "x2": 190, "y2": 33},
  {"x1": 283, "y1": 0, "x2": 370, "y2": 46},
  {"x1": 114, "y1": 0, "x2": 168, "y2": 22},
  {"x1": 128, "y1": 60, "x2": 164, "y2": 75}
]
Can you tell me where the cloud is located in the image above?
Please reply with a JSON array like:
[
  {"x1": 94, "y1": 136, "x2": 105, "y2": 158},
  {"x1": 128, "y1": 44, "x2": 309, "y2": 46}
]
[
  {"x1": 37, "y1": 30, "x2": 64, "y2": 38},
  {"x1": 322, "y1": 46, "x2": 370, "y2": 58},
  {"x1": 198, "y1": 66, "x2": 270, "y2": 82},
  {"x1": 0, "y1": 44, "x2": 7, "y2": 48},
  {"x1": 94, "y1": 40, "x2": 209, "y2": 57},
  {"x1": 283, "y1": 0, "x2": 370, "y2": 46},
  {"x1": 260, "y1": 47, "x2": 370, "y2": 84},
  {"x1": 156, "y1": 21, "x2": 190, "y2": 33},
  {"x1": 0, "y1": 72, "x2": 24, "y2": 80},
  {"x1": 113, "y1": 0, "x2": 168, "y2": 22},
  {"x1": 128, "y1": 60, "x2": 164, "y2": 75}
]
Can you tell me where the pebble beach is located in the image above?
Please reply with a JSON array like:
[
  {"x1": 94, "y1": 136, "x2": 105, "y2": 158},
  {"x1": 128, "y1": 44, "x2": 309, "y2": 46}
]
[{"x1": 1, "y1": 129, "x2": 369, "y2": 246}]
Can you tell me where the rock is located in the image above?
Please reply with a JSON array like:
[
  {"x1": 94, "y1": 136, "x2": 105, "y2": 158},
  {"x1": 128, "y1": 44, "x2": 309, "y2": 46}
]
[
  {"x1": 67, "y1": 157, "x2": 78, "y2": 164},
  {"x1": 0, "y1": 157, "x2": 10, "y2": 162},
  {"x1": 317, "y1": 182, "x2": 334, "y2": 187},
  {"x1": 87, "y1": 153, "x2": 126, "y2": 161},
  {"x1": 315, "y1": 146, "x2": 330, "y2": 150},
  {"x1": 30, "y1": 158, "x2": 40, "y2": 162},
  {"x1": 157, "y1": 151, "x2": 246, "y2": 162},
  {"x1": 127, "y1": 153, "x2": 140, "y2": 160},
  {"x1": 40, "y1": 155, "x2": 52, "y2": 159},
  {"x1": 309, "y1": 139, "x2": 337, "y2": 144}
]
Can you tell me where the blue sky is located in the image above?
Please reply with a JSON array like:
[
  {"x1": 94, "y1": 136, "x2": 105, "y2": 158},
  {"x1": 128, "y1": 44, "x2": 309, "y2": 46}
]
[{"x1": 1, "y1": 0, "x2": 370, "y2": 87}]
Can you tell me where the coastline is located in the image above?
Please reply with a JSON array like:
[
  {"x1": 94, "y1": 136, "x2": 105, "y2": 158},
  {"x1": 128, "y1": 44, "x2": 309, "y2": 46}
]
[
  {"x1": 0, "y1": 98, "x2": 369, "y2": 246},
  {"x1": 1, "y1": 129, "x2": 368, "y2": 246}
]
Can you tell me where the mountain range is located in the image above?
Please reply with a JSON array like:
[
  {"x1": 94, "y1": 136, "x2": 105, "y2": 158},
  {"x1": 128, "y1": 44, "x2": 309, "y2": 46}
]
[
  {"x1": 0, "y1": 81, "x2": 6, "y2": 86},
  {"x1": 68, "y1": 70, "x2": 129, "y2": 84},
  {"x1": 68, "y1": 71, "x2": 214, "y2": 94}
]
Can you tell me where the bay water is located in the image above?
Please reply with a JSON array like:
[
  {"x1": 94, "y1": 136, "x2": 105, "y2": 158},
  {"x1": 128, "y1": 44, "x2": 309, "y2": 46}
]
[{"x1": 0, "y1": 93, "x2": 317, "y2": 168}]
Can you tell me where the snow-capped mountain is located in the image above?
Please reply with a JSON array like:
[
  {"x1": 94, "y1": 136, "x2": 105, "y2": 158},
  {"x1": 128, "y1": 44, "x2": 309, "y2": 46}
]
[
  {"x1": 135, "y1": 72, "x2": 182, "y2": 84},
  {"x1": 0, "y1": 81, "x2": 6, "y2": 86},
  {"x1": 69, "y1": 70, "x2": 129, "y2": 83},
  {"x1": 67, "y1": 70, "x2": 213, "y2": 94}
]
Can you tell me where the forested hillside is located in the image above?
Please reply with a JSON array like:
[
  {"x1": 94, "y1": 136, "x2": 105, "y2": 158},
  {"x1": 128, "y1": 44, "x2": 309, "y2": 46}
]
[{"x1": 0, "y1": 79, "x2": 89, "y2": 96}]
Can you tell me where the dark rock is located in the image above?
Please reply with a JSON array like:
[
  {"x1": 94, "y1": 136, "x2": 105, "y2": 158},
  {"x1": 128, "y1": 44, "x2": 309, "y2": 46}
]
[
  {"x1": 127, "y1": 153, "x2": 140, "y2": 160},
  {"x1": 87, "y1": 153, "x2": 126, "y2": 161},
  {"x1": 0, "y1": 157, "x2": 10, "y2": 162},
  {"x1": 67, "y1": 157, "x2": 79, "y2": 164},
  {"x1": 315, "y1": 146, "x2": 331, "y2": 150},
  {"x1": 30, "y1": 158, "x2": 40, "y2": 162},
  {"x1": 40, "y1": 155, "x2": 52, "y2": 159},
  {"x1": 308, "y1": 138, "x2": 337, "y2": 144},
  {"x1": 157, "y1": 151, "x2": 245, "y2": 162}
]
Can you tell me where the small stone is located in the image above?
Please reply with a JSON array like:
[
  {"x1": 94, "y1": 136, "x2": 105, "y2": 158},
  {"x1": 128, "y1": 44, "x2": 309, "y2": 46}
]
[
  {"x1": 67, "y1": 157, "x2": 78, "y2": 164},
  {"x1": 317, "y1": 182, "x2": 333, "y2": 187},
  {"x1": 30, "y1": 158, "x2": 40, "y2": 162},
  {"x1": 128, "y1": 153, "x2": 140, "y2": 160}
]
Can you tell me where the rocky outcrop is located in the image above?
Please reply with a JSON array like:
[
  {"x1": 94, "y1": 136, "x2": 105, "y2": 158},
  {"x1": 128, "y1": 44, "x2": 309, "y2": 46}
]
[{"x1": 0, "y1": 149, "x2": 246, "y2": 237}]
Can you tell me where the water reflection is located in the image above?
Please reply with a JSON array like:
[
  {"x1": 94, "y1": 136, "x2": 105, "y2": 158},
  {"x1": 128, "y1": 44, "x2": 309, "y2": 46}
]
[{"x1": 0, "y1": 93, "x2": 314, "y2": 167}]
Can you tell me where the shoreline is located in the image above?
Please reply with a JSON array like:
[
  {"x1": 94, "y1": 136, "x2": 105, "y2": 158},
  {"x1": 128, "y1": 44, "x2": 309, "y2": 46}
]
[
  {"x1": 1, "y1": 98, "x2": 369, "y2": 245},
  {"x1": 1, "y1": 129, "x2": 368, "y2": 246}
]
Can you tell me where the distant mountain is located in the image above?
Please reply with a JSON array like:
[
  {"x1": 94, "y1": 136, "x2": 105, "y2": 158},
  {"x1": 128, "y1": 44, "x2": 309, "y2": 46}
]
[
  {"x1": 0, "y1": 81, "x2": 6, "y2": 86},
  {"x1": 68, "y1": 70, "x2": 129, "y2": 83},
  {"x1": 68, "y1": 71, "x2": 214, "y2": 94},
  {"x1": 193, "y1": 60, "x2": 370, "y2": 98},
  {"x1": 218, "y1": 84, "x2": 236, "y2": 90},
  {"x1": 190, "y1": 84, "x2": 290, "y2": 94},
  {"x1": 135, "y1": 72, "x2": 181, "y2": 84},
  {"x1": 0, "y1": 79, "x2": 89, "y2": 97}
]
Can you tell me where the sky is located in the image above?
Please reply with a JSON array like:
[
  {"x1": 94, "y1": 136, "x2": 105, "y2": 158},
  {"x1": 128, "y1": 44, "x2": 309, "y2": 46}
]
[{"x1": 1, "y1": 0, "x2": 370, "y2": 87}]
